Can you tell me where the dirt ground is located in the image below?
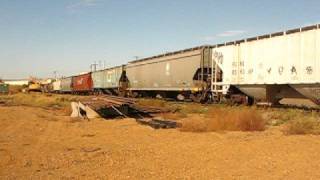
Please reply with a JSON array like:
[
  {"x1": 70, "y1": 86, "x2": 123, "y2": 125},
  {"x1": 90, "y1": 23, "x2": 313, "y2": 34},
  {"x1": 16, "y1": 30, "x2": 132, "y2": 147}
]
[{"x1": 1, "y1": 93, "x2": 320, "y2": 179}]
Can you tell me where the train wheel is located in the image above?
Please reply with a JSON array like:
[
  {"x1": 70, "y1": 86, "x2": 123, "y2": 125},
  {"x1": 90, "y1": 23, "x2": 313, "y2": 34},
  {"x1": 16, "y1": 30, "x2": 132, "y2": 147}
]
[
  {"x1": 177, "y1": 94, "x2": 185, "y2": 101},
  {"x1": 131, "y1": 91, "x2": 139, "y2": 98},
  {"x1": 156, "y1": 94, "x2": 163, "y2": 99},
  {"x1": 156, "y1": 92, "x2": 166, "y2": 99}
]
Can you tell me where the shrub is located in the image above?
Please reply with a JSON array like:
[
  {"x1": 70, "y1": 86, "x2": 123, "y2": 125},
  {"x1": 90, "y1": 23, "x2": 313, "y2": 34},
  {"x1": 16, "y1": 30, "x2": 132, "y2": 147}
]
[
  {"x1": 180, "y1": 108, "x2": 266, "y2": 132},
  {"x1": 161, "y1": 112, "x2": 188, "y2": 120},
  {"x1": 283, "y1": 118, "x2": 320, "y2": 135},
  {"x1": 180, "y1": 117, "x2": 208, "y2": 132},
  {"x1": 137, "y1": 99, "x2": 167, "y2": 107}
]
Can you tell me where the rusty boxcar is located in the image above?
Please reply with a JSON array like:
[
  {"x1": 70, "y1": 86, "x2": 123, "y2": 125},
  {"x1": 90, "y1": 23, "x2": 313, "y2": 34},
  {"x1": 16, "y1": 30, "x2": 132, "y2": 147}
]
[
  {"x1": 125, "y1": 46, "x2": 214, "y2": 101},
  {"x1": 71, "y1": 73, "x2": 93, "y2": 93}
]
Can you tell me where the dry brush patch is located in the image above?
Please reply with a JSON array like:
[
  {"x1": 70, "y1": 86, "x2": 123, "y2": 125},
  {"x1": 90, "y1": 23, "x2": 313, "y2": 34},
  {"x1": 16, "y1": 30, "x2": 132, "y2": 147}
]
[
  {"x1": 0, "y1": 93, "x2": 83, "y2": 111},
  {"x1": 137, "y1": 99, "x2": 168, "y2": 108},
  {"x1": 180, "y1": 108, "x2": 266, "y2": 132},
  {"x1": 263, "y1": 108, "x2": 320, "y2": 135},
  {"x1": 8, "y1": 85, "x2": 25, "y2": 94},
  {"x1": 283, "y1": 115, "x2": 320, "y2": 135},
  {"x1": 161, "y1": 112, "x2": 188, "y2": 120}
]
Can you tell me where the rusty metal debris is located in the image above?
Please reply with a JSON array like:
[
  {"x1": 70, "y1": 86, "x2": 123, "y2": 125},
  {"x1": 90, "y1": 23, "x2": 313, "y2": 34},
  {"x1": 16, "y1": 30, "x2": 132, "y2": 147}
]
[
  {"x1": 71, "y1": 95, "x2": 169, "y2": 119},
  {"x1": 136, "y1": 118, "x2": 180, "y2": 129}
]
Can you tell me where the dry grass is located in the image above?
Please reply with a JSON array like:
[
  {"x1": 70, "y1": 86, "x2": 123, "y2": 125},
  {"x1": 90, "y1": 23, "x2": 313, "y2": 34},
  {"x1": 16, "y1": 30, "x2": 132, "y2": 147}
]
[
  {"x1": 266, "y1": 109, "x2": 305, "y2": 126},
  {"x1": 178, "y1": 103, "x2": 210, "y2": 114},
  {"x1": 180, "y1": 108, "x2": 266, "y2": 132},
  {"x1": 137, "y1": 99, "x2": 168, "y2": 108},
  {"x1": 137, "y1": 99, "x2": 214, "y2": 114},
  {"x1": 8, "y1": 85, "x2": 25, "y2": 94},
  {"x1": 0, "y1": 93, "x2": 81, "y2": 110},
  {"x1": 283, "y1": 116, "x2": 320, "y2": 135},
  {"x1": 161, "y1": 112, "x2": 188, "y2": 120}
]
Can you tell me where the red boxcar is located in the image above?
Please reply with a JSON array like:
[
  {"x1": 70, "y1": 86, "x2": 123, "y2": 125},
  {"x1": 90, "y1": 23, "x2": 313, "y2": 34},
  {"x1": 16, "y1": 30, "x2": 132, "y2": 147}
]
[{"x1": 71, "y1": 73, "x2": 93, "y2": 93}]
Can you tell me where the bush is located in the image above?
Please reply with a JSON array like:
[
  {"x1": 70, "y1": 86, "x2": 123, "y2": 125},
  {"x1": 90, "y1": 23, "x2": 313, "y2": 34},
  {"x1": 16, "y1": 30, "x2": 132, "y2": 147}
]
[
  {"x1": 180, "y1": 108, "x2": 266, "y2": 132},
  {"x1": 161, "y1": 112, "x2": 188, "y2": 120},
  {"x1": 137, "y1": 99, "x2": 167, "y2": 107},
  {"x1": 283, "y1": 118, "x2": 320, "y2": 135},
  {"x1": 0, "y1": 93, "x2": 79, "y2": 109},
  {"x1": 267, "y1": 109, "x2": 304, "y2": 126}
]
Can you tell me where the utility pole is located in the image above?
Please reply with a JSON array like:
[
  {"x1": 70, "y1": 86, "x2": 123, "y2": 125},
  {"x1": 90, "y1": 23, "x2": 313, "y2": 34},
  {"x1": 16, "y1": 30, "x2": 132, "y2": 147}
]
[
  {"x1": 90, "y1": 62, "x2": 98, "y2": 72},
  {"x1": 53, "y1": 71, "x2": 57, "y2": 79},
  {"x1": 134, "y1": 56, "x2": 139, "y2": 60}
]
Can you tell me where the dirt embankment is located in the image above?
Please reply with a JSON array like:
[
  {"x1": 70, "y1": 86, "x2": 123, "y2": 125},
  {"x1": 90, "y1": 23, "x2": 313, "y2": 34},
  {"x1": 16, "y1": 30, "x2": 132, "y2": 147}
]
[{"x1": 1, "y1": 102, "x2": 320, "y2": 179}]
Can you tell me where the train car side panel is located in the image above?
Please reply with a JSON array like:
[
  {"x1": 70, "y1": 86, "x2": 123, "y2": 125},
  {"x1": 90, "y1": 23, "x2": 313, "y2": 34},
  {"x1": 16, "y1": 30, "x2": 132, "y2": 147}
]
[
  {"x1": 72, "y1": 73, "x2": 93, "y2": 92},
  {"x1": 126, "y1": 48, "x2": 210, "y2": 91},
  {"x1": 229, "y1": 28, "x2": 320, "y2": 85},
  {"x1": 105, "y1": 66, "x2": 123, "y2": 88},
  {"x1": 92, "y1": 70, "x2": 105, "y2": 89},
  {"x1": 92, "y1": 66, "x2": 124, "y2": 90},
  {"x1": 213, "y1": 25, "x2": 320, "y2": 104},
  {"x1": 60, "y1": 77, "x2": 72, "y2": 92},
  {"x1": 52, "y1": 80, "x2": 61, "y2": 91}
]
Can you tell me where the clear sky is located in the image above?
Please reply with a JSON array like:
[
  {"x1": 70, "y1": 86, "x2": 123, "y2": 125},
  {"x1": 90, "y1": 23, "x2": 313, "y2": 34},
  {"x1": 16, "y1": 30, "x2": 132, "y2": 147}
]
[{"x1": 1, "y1": 0, "x2": 320, "y2": 79}]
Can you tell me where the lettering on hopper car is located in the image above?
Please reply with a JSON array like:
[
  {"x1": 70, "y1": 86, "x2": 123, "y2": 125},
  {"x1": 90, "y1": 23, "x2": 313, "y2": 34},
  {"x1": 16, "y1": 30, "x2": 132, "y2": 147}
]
[
  {"x1": 278, "y1": 66, "x2": 284, "y2": 75},
  {"x1": 306, "y1": 66, "x2": 313, "y2": 75},
  {"x1": 213, "y1": 51, "x2": 223, "y2": 64},
  {"x1": 232, "y1": 70, "x2": 237, "y2": 75},
  {"x1": 267, "y1": 68, "x2": 272, "y2": 74},
  {"x1": 247, "y1": 68, "x2": 253, "y2": 74},
  {"x1": 232, "y1": 62, "x2": 237, "y2": 67},
  {"x1": 291, "y1": 66, "x2": 297, "y2": 75}
]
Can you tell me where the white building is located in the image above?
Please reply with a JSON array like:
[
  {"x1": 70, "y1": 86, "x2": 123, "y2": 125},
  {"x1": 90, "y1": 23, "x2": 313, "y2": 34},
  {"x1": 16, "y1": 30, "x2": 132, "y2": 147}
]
[{"x1": 3, "y1": 79, "x2": 29, "y2": 86}]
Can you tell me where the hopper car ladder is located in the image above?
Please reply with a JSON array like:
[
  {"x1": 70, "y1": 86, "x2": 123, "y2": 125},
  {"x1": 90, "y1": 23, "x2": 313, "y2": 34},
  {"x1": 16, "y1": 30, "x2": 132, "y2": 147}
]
[{"x1": 210, "y1": 55, "x2": 224, "y2": 102}]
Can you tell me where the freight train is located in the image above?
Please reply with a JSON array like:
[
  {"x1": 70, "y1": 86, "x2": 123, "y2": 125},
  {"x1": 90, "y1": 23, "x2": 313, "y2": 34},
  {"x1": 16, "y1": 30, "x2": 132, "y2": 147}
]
[{"x1": 50, "y1": 24, "x2": 320, "y2": 106}]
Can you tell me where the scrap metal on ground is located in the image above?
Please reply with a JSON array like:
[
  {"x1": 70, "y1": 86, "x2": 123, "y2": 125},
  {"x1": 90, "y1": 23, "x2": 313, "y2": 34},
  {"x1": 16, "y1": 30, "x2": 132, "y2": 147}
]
[
  {"x1": 71, "y1": 95, "x2": 170, "y2": 119},
  {"x1": 136, "y1": 118, "x2": 180, "y2": 129}
]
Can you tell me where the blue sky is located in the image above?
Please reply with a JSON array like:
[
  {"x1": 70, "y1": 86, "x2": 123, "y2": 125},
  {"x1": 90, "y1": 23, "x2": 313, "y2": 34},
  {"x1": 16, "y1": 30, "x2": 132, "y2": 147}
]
[{"x1": 1, "y1": 0, "x2": 320, "y2": 79}]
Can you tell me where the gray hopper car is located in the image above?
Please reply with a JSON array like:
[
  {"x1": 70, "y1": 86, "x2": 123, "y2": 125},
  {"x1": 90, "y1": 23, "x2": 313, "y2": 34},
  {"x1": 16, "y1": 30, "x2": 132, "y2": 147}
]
[
  {"x1": 125, "y1": 46, "x2": 215, "y2": 101},
  {"x1": 60, "y1": 77, "x2": 72, "y2": 93},
  {"x1": 92, "y1": 65, "x2": 125, "y2": 95}
]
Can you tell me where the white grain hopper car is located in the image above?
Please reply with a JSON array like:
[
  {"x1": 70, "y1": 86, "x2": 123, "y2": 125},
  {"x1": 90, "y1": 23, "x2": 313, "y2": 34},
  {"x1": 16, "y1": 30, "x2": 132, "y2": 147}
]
[
  {"x1": 52, "y1": 80, "x2": 61, "y2": 92},
  {"x1": 211, "y1": 24, "x2": 320, "y2": 105}
]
